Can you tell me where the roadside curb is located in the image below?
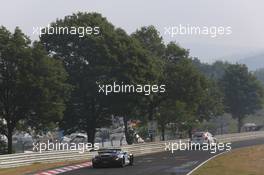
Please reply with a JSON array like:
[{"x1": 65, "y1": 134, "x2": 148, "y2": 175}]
[{"x1": 33, "y1": 162, "x2": 92, "y2": 175}]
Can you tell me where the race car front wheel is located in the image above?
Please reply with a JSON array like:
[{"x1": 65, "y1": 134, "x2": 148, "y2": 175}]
[{"x1": 120, "y1": 158, "x2": 125, "y2": 168}]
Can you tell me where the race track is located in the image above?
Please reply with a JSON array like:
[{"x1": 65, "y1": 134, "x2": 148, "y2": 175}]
[{"x1": 60, "y1": 138, "x2": 264, "y2": 175}]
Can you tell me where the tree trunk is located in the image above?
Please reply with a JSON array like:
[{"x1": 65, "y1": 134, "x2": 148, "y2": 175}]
[
  {"x1": 148, "y1": 104, "x2": 154, "y2": 121},
  {"x1": 188, "y1": 128, "x2": 192, "y2": 139},
  {"x1": 220, "y1": 123, "x2": 223, "y2": 135},
  {"x1": 238, "y1": 117, "x2": 243, "y2": 133},
  {"x1": 123, "y1": 116, "x2": 132, "y2": 144},
  {"x1": 87, "y1": 98, "x2": 97, "y2": 145},
  {"x1": 124, "y1": 116, "x2": 128, "y2": 137},
  {"x1": 148, "y1": 105, "x2": 154, "y2": 142},
  {"x1": 161, "y1": 124, "x2": 165, "y2": 141},
  {"x1": 87, "y1": 127, "x2": 96, "y2": 145},
  {"x1": 7, "y1": 125, "x2": 13, "y2": 154}
]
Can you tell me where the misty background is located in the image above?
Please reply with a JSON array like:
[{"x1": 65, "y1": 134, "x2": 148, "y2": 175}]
[{"x1": 0, "y1": 0, "x2": 263, "y2": 70}]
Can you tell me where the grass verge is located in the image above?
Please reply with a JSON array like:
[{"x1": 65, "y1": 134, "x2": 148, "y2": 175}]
[{"x1": 192, "y1": 144, "x2": 264, "y2": 175}]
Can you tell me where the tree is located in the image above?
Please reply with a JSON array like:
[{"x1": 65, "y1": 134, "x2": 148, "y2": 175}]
[
  {"x1": 132, "y1": 26, "x2": 165, "y2": 57},
  {"x1": 131, "y1": 27, "x2": 223, "y2": 140},
  {"x1": 158, "y1": 101, "x2": 187, "y2": 141},
  {"x1": 165, "y1": 57, "x2": 222, "y2": 138},
  {"x1": 192, "y1": 59, "x2": 230, "y2": 80},
  {"x1": 0, "y1": 27, "x2": 70, "y2": 153},
  {"x1": 221, "y1": 64, "x2": 264, "y2": 132},
  {"x1": 40, "y1": 13, "x2": 160, "y2": 144},
  {"x1": 41, "y1": 12, "x2": 118, "y2": 144},
  {"x1": 105, "y1": 28, "x2": 160, "y2": 144},
  {"x1": 255, "y1": 68, "x2": 264, "y2": 85},
  {"x1": 131, "y1": 26, "x2": 166, "y2": 141},
  {"x1": 156, "y1": 42, "x2": 224, "y2": 140}
]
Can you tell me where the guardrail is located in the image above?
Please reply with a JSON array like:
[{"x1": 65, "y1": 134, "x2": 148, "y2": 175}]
[{"x1": 0, "y1": 131, "x2": 264, "y2": 169}]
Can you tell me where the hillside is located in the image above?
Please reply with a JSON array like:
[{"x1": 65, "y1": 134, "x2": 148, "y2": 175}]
[{"x1": 239, "y1": 53, "x2": 264, "y2": 71}]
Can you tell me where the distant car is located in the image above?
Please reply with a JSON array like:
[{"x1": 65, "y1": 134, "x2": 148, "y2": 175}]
[
  {"x1": 92, "y1": 148, "x2": 134, "y2": 168},
  {"x1": 190, "y1": 132, "x2": 217, "y2": 146}
]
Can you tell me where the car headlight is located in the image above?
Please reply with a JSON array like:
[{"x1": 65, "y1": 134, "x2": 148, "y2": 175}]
[
  {"x1": 115, "y1": 154, "x2": 124, "y2": 160},
  {"x1": 114, "y1": 155, "x2": 120, "y2": 160}
]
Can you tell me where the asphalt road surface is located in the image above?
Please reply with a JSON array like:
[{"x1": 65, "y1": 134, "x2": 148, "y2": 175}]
[{"x1": 61, "y1": 138, "x2": 264, "y2": 175}]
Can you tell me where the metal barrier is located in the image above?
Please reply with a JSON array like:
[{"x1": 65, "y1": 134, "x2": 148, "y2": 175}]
[{"x1": 0, "y1": 131, "x2": 264, "y2": 169}]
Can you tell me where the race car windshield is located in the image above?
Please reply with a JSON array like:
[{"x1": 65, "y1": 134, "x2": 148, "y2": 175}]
[
  {"x1": 98, "y1": 149, "x2": 121, "y2": 154},
  {"x1": 193, "y1": 133, "x2": 204, "y2": 137}
]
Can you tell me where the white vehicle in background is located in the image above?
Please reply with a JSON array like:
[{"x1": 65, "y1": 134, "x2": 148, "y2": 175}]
[
  {"x1": 190, "y1": 132, "x2": 217, "y2": 146},
  {"x1": 61, "y1": 133, "x2": 87, "y2": 143},
  {"x1": 0, "y1": 134, "x2": 7, "y2": 143}
]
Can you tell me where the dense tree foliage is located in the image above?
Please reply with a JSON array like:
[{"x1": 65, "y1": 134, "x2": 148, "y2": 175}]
[
  {"x1": 192, "y1": 58, "x2": 230, "y2": 80},
  {"x1": 132, "y1": 26, "x2": 223, "y2": 140},
  {"x1": 40, "y1": 13, "x2": 161, "y2": 144},
  {"x1": 220, "y1": 64, "x2": 264, "y2": 132},
  {"x1": 255, "y1": 68, "x2": 264, "y2": 85},
  {"x1": 0, "y1": 27, "x2": 70, "y2": 153},
  {"x1": 162, "y1": 52, "x2": 224, "y2": 138}
]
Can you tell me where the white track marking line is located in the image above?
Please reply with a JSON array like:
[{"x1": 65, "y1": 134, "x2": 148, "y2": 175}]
[{"x1": 186, "y1": 151, "x2": 228, "y2": 175}]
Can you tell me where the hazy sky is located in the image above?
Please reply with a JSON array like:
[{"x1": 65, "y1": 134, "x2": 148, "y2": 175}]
[{"x1": 1, "y1": 0, "x2": 264, "y2": 62}]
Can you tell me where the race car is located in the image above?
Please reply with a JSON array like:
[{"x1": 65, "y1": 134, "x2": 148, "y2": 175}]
[
  {"x1": 92, "y1": 148, "x2": 134, "y2": 168},
  {"x1": 190, "y1": 131, "x2": 217, "y2": 147}
]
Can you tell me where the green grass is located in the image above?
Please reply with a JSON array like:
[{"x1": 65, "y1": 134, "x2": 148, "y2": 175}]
[{"x1": 192, "y1": 145, "x2": 264, "y2": 175}]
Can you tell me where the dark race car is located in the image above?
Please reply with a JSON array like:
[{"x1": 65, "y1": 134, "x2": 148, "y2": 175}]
[{"x1": 92, "y1": 148, "x2": 134, "y2": 168}]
